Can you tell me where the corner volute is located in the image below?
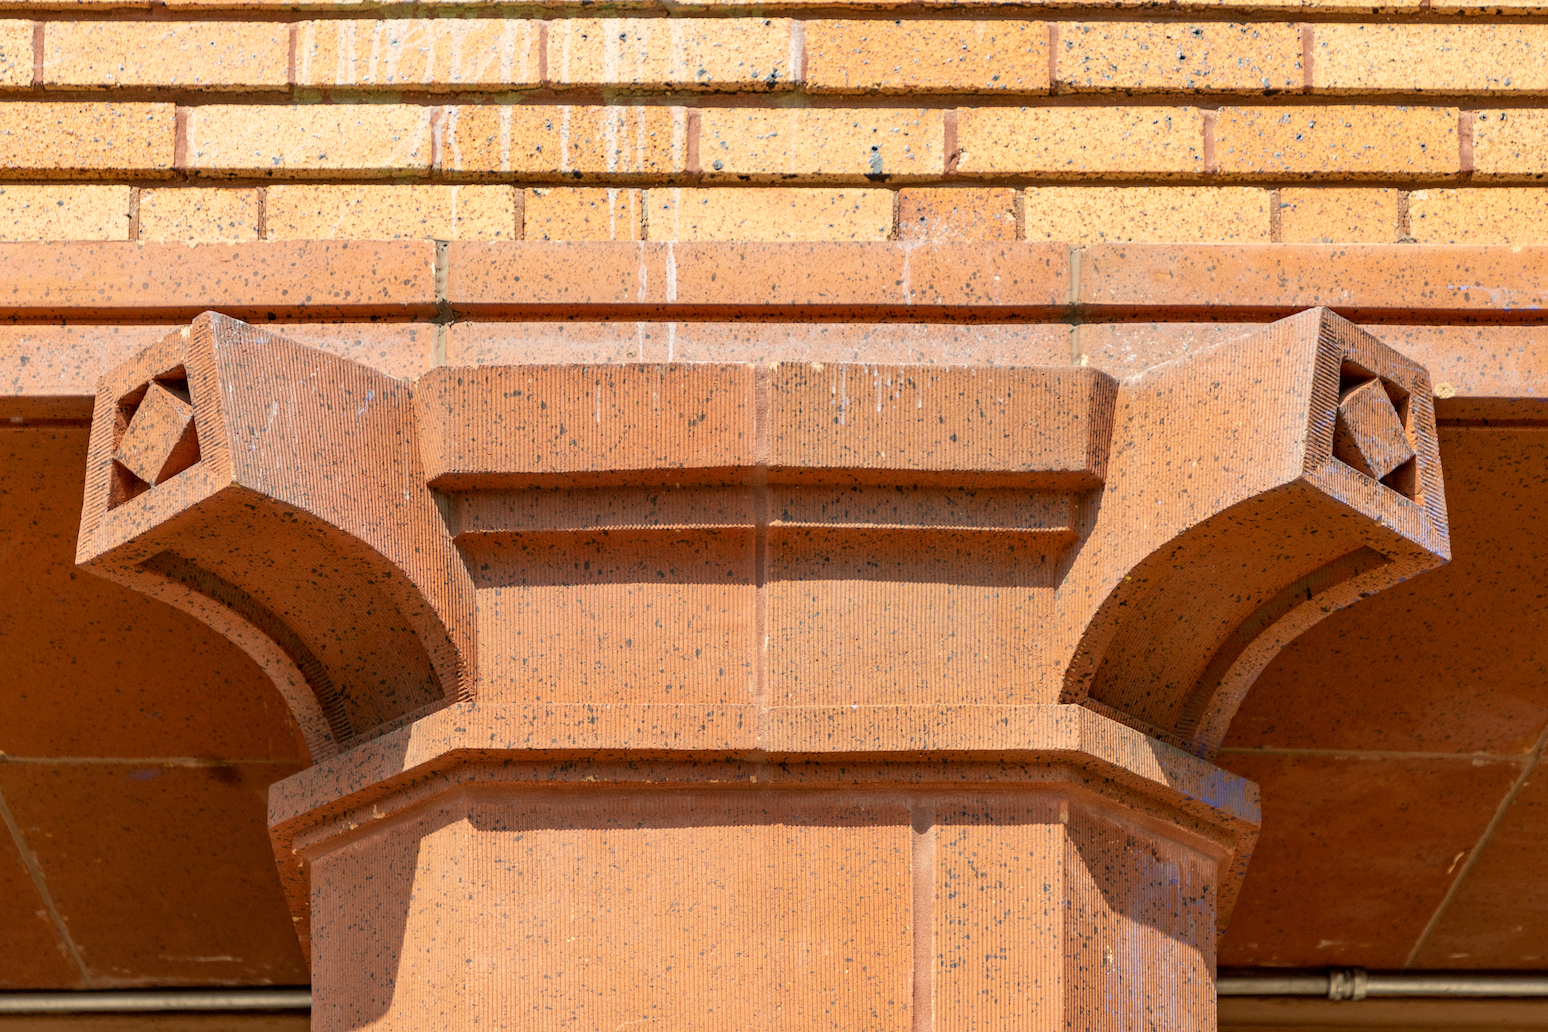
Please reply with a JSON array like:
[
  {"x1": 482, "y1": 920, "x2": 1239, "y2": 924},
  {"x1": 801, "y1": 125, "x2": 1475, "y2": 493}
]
[
  {"x1": 76, "y1": 313, "x2": 475, "y2": 761},
  {"x1": 1060, "y1": 308, "x2": 1449, "y2": 757}
]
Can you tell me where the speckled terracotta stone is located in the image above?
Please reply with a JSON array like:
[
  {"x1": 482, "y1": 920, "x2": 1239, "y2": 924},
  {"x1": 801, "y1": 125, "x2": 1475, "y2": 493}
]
[
  {"x1": 444, "y1": 241, "x2": 1070, "y2": 316},
  {"x1": 646, "y1": 187, "x2": 893, "y2": 242},
  {"x1": 548, "y1": 18, "x2": 793, "y2": 90},
  {"x1": 1079, "y1": 243, "x2": 1548, "y2": 318},
  {"x1": 0, "y1": 761, "x2": 308, "y2": 987},
  {"x1": 77, "y1": 314, "x2": 474, "y2": 760},
  {"x1": 1215, "y1": 752, "x2": 1515, "y2": 969},
  {"x1": 1225, "y1": 426, "x2": 1548, "y2": 757},
  {"x1": 267, "y1": 704, "x2": 1259, "y2": 1030},
  {"x1": 294, "y1": 783, "x2": 1230, "y2": 1032},
  {"x1": 0, "y1": 426, "x2": 310, "y2": 763},
  {"x1": 1416, "y1": 764, "x2": 1548, "y2": 968},
  {"x1": 1060, "y1": 308, "x2": 1448, "y2": 754},
  {"x1": 0, "y1": 240, "x2": 435, "y2": 320},
  {"x1": 69, "y1": 302, "x2": 1463, "y2": 1020},
  {"x1": 446, "y1": 321, "x2": 1070, "y2": 367},
  {"x1": 0, "y1": 829, "x2": 83, "y2": 989}
]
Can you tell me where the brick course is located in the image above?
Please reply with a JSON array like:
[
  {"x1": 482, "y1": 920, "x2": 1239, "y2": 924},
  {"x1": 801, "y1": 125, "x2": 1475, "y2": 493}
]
[
  {"x1": 265, "y1": 185, "x2": 515, "y2": 240},
  {"x1": 1057, "y1": 23, "x2": 1301, "y2": 92},
  {"x1": 184, "y1": 105, "x2": 434, "y2": 176},
  {"x1": 45, "y1": 21, "x2": 288, "y2": 89},
  {"x1": 0, "y1": 103, "x2": 176, "y2": 177},
  {"x1": 1022, "y1": 186, "x2": 1270, "y2": 244},
  {"x1": 805, "y1": 20, "x2": 1048, "y2": 93},
  {"x1": 139, "y1": 188, "x2": 260, "y2": 242},
  {"x1": 646, "y1": 187, "x2": 893, "y2": 240},
  {"x1": 701, "y1": 108, "x2": 944, "y2": 178},
  {"x1": 0, "y1": 185, "x2": 130, "y2": 241},
  {"x1": 445, "y1": 106, "x2": 687, "y2": 176},
  {"x1": 958, "y1": 107, "x2": 1204, "y2": 176},
  {"x1": 1215, "y1": 106, "x2": 1458, "y2": 177},
  {"x1": 297, "y1": 20, "x2": 541, "y2": 89},
  {"x1": 548, "y1": 18, "x2": 793, "y2": 90},
  {"x1": 0, "y1": 18, "x2": 1532, "y2": 257}
]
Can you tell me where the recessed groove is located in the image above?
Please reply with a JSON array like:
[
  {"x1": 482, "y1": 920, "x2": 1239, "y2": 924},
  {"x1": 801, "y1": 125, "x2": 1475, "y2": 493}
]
[
  {"x1": 1403, "y1": 713, "x2": 1548, "y2": 967},
  {"x1": 0, "y1": 786, "x2": 92, "y2": 984},
  {"x1": 1216, "y1": 746, "x2": 1530, "y2": 762}
]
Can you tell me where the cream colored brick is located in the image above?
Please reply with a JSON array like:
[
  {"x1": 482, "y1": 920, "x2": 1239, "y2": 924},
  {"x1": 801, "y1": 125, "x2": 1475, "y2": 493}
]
[
  {"x1": 297, "y1": 20, "x2": 541, "y2": 88},
  {"x1": 1022, "y1": 186, "x2": 1269, "y2": 244},
  {"x1": 445, "y1": 106, "x2": 688, "y2": 176},
  {"x1": 0, "y1": 103, "x2": 175, "y2": 176},
  {"x1": 549, "y1": 18, "x2": 793, "y2": 90},
  {"x1": 45, "y1": 21, "x2": 287, "y2": 89},
  {"x1": 184, "y1": 105, "x2": 433, "y2": 176},
  {"x1": 646, "y1": 187, "x2": 891, "y2": 241},
  {"x1": 899, "y1": 187, "x2": 1017, "y2": 241},
  {"x1": 1315, "y1": 25, "x2": 1548, "y2": 93},
  {"x1": 1475, "y1": 110, "x2": 1548, "y2": 176},
  {"x1": 139, "y1": 188, "x2": 259, "y2": 242},
  {"x1": 957, "y1": 107, "x2": 1203, "y2": 176},
  {"x1": 0, "y1": 185, "x2": 130, "y2": 241},
  {"x1": 0, "y1": 21, "x2": 30, "y2": 89},
  {"x1": 1215, "y1": 106, "x2": 1457, "y2": 176},
  {"x1": 1059, "y1": 23, "x2": 1301, "y2": 92},
  {"x1": 806, "y1": 21, "x2": 1047, "y2": 93},
  {"x1": 700, "y1": 109, "x2": 943, "y2": 178},
  {"x1": 266, "y1": 185, "x2": 515, "y2": 240},
  {"x1": 1409, "y1": 188, "x2": 1548, "y2": 244},
  {"x1": 1278, "y1": 187, "x2": 1398, "y2": 243},
  {"x1": 525, "y1": 187, "x2": 642, "y2": 241}
]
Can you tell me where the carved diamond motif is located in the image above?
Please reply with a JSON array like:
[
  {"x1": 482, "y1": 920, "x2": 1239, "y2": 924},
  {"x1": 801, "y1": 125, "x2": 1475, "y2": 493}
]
[
  {"x1": 113, "y1": 380, "x2": 201, "y2": 500},
  {"x1": 1332, "y1": 377, "x2": 1414, "y2": 482}
]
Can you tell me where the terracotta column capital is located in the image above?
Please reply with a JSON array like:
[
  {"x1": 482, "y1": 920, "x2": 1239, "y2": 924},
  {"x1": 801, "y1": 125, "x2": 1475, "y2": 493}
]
[
  {"x1": 77, "y1": 307, "x2": 1446, "y2": 765},
  {"x1": 1061, "y1": 307, "x2": 1448, "y2": 756},
  {"x1": 75, "y1": 313, "x2": 476, "y2": 761},
  {"x1": 76, "y1": 307, "x2": 1448, "y2": 1030}
]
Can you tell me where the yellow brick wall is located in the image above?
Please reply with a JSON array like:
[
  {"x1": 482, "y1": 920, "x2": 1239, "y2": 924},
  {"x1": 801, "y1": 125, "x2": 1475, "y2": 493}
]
[{"x1": 0, "y1": 7, "x2": 1544, "y2": 244}]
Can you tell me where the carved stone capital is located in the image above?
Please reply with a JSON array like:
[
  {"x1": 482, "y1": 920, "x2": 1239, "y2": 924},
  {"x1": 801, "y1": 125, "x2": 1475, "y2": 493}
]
[
  {"x1": 80, "y1": 308, "x2": 1443, "y2": 768},
  {"x1": 77, "y1": 307, "x2": 1447, "y2": 1003},
  {"x1": 76, "y1": 313, "x2": 476, "y2": 761},
  {"x1": 1060, "y1": 307, "x2": 1448, "y2": 756}
]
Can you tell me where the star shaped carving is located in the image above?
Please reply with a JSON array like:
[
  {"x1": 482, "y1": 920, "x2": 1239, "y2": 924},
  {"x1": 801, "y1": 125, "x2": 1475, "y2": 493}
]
[
  {"x1": 1332, "y1": 378, "x2": 1414, "y2": 483},
  {"x1": 116, "y1": 381, "x2": 202, "y2": 488}
]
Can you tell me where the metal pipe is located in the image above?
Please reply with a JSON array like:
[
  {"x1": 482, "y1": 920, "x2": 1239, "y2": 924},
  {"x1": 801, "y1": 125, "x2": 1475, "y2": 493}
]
[
  {"x1": 1219, "y1": 969, "x2": 1548, "y2": 999},
  {"x1": 5, "y1": 973, "x2": 1548, "y2": 1013},
  {"x1": 0, "y1": 989, "x2": 312, "y2": 1013}
]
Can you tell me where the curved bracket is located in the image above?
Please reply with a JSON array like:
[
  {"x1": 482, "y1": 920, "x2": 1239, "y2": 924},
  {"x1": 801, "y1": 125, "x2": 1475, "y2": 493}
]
[
  {"x1": 1059, "y1": 308, "x2": 1450, "y2": 757},
  {"x1": 76, "y1": 313, "x2": 476, "y2": 760}
]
